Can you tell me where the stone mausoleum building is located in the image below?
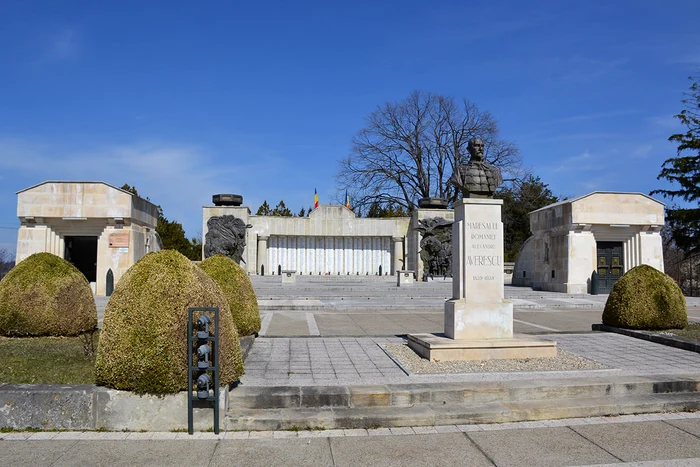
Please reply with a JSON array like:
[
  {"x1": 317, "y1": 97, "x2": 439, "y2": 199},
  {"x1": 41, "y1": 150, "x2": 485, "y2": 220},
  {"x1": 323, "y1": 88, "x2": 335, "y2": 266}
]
[
  {"x1": 15, "y1": 181, "x2": 161, "y2": 295},
  {"x1": 512, "y1": 192, "x2": 664, "y2": 294}
]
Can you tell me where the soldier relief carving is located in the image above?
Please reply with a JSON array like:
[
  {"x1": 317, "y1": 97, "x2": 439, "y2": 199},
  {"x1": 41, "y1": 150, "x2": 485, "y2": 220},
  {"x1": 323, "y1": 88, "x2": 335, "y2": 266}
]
[
  {"x1": 416, "y1": 217, "x2": 453, "y2": 278},
  {"x1": 204, "y1": 215, "x2": 249, "y2": 264}
]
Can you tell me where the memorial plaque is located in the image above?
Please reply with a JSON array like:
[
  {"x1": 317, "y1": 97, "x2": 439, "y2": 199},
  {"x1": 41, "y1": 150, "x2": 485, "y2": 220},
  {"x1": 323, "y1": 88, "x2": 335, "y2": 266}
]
[{"x1": 108, "y1": 232, "x2": 129, "y2": 248}]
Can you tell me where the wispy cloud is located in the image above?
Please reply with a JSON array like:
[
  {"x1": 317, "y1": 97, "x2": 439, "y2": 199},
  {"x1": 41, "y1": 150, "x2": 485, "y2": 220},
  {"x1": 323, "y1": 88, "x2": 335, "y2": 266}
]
[
  {"x1": 0, "y1": 137, "x2": 277, "y2": 236},
  {"x1": 632, "y1": 144, "x2": 653, "y2": 159},
  {"x1": 552, "y1": 151, "x2": 594, "y2": 172},
  {"x1": 669, "y1": 54, "x2": 700, "y2": 66},
  {"x1": 647, "y1": 114, "x2": 681, "y2": 133},
  {"x1": 44, "y1": 28, "x2": 80, "y2": 62},
  {"x1": 541, "y1": 110, "x2": 638, "y2": 126},
  {"x1": 535, "y1": 132, "x2": 617, "y2": 143}
]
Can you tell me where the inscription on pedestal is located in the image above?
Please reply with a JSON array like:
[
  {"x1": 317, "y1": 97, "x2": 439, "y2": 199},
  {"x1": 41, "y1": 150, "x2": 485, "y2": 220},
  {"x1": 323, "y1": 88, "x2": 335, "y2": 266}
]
[{"x1": 464, "y1": 220, "x2": 502, "y2": 296}]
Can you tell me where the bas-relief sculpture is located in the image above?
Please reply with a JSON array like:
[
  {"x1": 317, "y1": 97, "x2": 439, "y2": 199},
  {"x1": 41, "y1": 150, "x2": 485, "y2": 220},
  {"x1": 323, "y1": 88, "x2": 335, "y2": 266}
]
[
  {"x1": 449, "y1": 137, "x2": 503, "y2": 198},
  {"x1": 415, "y1": 217, "x2": 453, "y2": 278},
  {"x1": 204, "y1": 215, "x2": 249, "y2": 264}
]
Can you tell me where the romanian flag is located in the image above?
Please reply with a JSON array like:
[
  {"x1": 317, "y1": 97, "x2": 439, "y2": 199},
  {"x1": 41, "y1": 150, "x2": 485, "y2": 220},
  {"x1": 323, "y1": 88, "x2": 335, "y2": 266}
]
[
  {"x1": 314, "y1": 188, "x2": 319, "y2": 209},
  {"x1": 345, "y1": 190, "x2": 351, "y2": 209}
]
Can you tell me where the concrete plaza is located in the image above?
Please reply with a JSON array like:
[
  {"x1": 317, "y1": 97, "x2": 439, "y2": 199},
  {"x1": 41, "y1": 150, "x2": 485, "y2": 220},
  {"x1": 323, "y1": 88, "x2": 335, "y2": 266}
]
[{"x1": 23, "y1": 278, "x2": 699, "y2": 466}]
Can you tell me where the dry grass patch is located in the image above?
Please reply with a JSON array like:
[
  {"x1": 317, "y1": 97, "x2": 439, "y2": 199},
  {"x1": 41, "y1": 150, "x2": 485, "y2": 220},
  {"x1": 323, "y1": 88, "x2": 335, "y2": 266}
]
[{"x1": 0, "y1": 334, "x2": 97, "y2": 384}]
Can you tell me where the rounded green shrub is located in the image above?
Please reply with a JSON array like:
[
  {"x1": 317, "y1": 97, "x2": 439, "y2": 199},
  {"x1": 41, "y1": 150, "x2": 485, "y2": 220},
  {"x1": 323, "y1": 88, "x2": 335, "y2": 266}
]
[
  {"x1": 199, "y1": 255, "x2": 261, "y2": 336},
  {"x1": 0, "y1": 252, "x2": 97, "y2": 336},
  {"x1": 95, "y1": 250, "x2": 244, "y2": 394},
  {"x1": 602, "y1": 264, "x2": 687, "y2": 330}
]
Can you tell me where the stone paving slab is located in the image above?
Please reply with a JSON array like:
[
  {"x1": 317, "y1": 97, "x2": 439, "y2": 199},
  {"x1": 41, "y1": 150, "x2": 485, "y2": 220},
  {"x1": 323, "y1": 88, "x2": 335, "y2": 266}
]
[
  {"x1": 570, "y1": 420, "x2": 700, "y2": 462},
  {"x1": 5, "y1": 415, "x2": 700, "y2": 466},
  {"x1": 330, "y1": 432, "x2": 494, "y2": 467},
  {"x1": 470, "y1": 426, "x2": 621, "y2": 467}
]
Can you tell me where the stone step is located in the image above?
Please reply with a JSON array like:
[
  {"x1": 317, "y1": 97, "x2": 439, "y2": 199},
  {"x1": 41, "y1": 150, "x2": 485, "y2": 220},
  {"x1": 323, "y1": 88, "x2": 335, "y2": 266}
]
[
  {"x1": 224, "y1": 392, "x2": 700, "y2": 431},
  {"x1": 227, "y1": 375, "x2": 700, "y2": 411},
  {"x1": 255, "y1": 302, "x2": 601, "y2": 311}
]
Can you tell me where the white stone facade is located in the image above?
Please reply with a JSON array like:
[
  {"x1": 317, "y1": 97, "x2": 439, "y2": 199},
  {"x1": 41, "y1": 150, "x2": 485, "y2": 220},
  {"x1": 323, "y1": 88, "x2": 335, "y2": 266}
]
[
  {"x1": 512, "y1": 192, "x2": 665, "y2": 293},
  {"x1": 16, "y1": 181, "x2": 161, "y2": 296},
  {"x1": 203, "y1": 204, "x2": 411, "y2": 276}
]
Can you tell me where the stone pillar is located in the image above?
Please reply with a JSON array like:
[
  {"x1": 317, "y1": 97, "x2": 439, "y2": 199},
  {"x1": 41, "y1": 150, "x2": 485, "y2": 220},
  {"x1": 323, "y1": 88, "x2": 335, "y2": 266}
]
[
  {"x1": 257, "y1": 235, "x2": 269, "y2": 275},
  {"x1": 391, "y1": 236, "x2": 404, "y2": 273},
  {"x1": 444, "y1": 198, "x2": 513, "y2": 340}
]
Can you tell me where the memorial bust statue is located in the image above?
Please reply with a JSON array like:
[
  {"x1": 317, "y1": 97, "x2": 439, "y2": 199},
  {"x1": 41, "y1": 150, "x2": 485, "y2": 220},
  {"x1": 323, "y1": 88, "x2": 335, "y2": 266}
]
[{"x1": 449, "y1": 137, "x2": 503, "y2": 198}]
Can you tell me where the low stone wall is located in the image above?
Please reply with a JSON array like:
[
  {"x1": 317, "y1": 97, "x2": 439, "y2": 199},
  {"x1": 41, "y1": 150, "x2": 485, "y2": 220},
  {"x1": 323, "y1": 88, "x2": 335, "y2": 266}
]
[
  {"x1": 0, "y1": 334, "x2": 257, "y2": 431},
  {"x1": 0, "y1": 383, "x2": 227, "y2": 431}
]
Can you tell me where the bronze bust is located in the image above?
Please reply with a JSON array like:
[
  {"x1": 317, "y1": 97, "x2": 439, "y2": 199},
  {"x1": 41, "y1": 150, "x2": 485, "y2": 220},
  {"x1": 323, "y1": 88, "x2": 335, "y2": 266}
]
[{"x1": 449, "y1": 137, "x2": 503, "y2": 198}]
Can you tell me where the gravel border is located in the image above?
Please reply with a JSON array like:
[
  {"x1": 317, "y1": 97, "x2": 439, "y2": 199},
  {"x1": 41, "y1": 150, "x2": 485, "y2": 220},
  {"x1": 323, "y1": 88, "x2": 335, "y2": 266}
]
[{"x1": 381, "y1": 343, "x2": 608, "y2": 374}]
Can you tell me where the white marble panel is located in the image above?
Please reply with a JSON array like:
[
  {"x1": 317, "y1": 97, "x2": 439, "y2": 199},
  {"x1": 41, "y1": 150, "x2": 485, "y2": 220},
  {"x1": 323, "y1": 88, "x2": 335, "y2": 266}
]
[
  {"x1": 363, "y1": 237, "x2": 371, "y2": 274},
  {"x1": 315, "y1": 237, "x2": 324, "y2": 275},
  {"x1": 382, "y1": 237, "x2": 390, "y2": 274},
  {"x1": 278, "y1": 236, "x2": 287, "y2": 270},
  {"x1": 354, "y1": 237, "x2": 362, "y2": 274},
  {"x1": 372, "y1": 237, "x2": 381, "y2": 274},
  {"x1": 268, "y1": 236, "x2": 278, "y2": 274},
  {"x1": 335, "y1": 237, "x2": 344, "y2": 274},
  {"x1": 307, "y1": 237, "x2": 315, "y2": 274},
  {"x1": 325, "y1": 236, "x2": 334, "y2": 273},
  {"x1": 298, "y1": 237, "x2": 306, "y2": 274},
  {"x1": 344, "y1": 237, "x2": 353, "y2": 274}
]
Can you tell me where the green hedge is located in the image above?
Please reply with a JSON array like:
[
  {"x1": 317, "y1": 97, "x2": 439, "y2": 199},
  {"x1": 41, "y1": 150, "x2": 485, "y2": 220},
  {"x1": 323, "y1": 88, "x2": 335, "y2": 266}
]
[
  {"x1": 95, "y1": 250, "x2": 243, "y2": 394},
  {"x1": 602, "y1": 264, "x2": 687, "y2": 330},
  {"x1": 199, "y1": 255, "x2": 261, "y2": 336},
  {"x1": 0, "y1": 253, "x2": 97, "y2": 336}
]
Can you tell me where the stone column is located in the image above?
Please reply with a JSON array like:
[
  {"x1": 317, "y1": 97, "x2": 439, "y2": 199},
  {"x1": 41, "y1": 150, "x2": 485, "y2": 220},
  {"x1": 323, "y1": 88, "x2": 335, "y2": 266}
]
[
  {"x1": 257, "y1": 235, "x2": 269, "y2": 275},
  {"x1": 445, "y1": 198, "x2": 513, "y2": 340},
  {"x1": 391, "y1": 236, "x2": 404, "y2": 273}
]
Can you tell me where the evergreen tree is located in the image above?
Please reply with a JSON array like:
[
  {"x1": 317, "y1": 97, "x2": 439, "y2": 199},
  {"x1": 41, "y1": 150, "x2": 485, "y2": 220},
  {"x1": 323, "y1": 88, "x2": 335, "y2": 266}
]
[
  {"x1": 121, "y1": 184, "x2": 200, "y2": 260},
  {"x1": 651, "y1": 76, "x2": 700, "y2": 255},
  {"x1": 271, "y1": 200, "x2": 293, "y2": 216},
  {"x1": 256, "y1": 200, "x2": 272, "y2": 216},
  {"x1": 366, "y1": 202, "x2": 409, "y2": 218},
  {"x1": 496, "y1": 175, "x2": 559, "y2": 261}
]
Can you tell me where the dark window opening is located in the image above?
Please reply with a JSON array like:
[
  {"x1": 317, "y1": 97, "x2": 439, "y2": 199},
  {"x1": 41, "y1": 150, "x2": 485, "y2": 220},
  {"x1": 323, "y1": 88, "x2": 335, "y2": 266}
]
[{"x1": 64, "y1": 236, "x2": 98, "y2": 282}]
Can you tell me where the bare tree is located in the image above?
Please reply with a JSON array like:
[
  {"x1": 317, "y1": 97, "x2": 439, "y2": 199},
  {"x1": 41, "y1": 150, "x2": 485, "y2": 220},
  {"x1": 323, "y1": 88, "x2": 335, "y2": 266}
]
[
  {"x1": 663, "y1": 226, "x2": 700, "y2": 297},
  {"x1": 337, "y1": 91, "x2": 522, "y2": 212},
  {"x1": 0, "y1": 248, "x2": 14, "y2": 279}
]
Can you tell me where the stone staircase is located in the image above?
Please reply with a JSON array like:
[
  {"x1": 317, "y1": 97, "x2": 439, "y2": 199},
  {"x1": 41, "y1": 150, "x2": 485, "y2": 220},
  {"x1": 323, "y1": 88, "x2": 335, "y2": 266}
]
[
  {"x1": 250, "y1": 276, "x2": 603, "y2": 312},
  {"x1": 224, "y1": 374, "x2": 700, "y2": 431}
]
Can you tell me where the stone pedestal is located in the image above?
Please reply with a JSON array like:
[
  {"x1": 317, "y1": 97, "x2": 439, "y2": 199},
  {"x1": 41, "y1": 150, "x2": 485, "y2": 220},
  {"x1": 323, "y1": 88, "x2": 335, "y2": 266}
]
[
  {"x1": 281, "y1": 270, "x2": 296, "y2": 284},
  {"x1": 408, "y1": 198, "x2": 556, "y2": 361},
  {"x1": 446, "y1": 198, "x2": 512, "y2": 339},
  {"x1": 396, "y1": 270, "x2": 414, "y2": 287}
]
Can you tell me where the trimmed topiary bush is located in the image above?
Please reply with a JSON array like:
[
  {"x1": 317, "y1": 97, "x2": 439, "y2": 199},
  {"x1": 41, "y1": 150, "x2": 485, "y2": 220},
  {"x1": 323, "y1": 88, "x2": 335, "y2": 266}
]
[
  {"x1": 199, "y1": 255, "x2": 261, "y2": 336},
  {"x1": 602, "y1": 264, "x2": 687, "y2": 330},
  {"x1": 0, "y1": 252, "x2": 97, "y2": 336},
  {"x1": 95, "y1": 250, "x2": 244, "y2": 394}
]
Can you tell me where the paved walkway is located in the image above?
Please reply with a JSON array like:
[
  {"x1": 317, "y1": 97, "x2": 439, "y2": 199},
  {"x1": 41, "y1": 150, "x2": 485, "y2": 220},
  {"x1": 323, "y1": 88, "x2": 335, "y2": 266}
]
[
  {"x1": 241, "y1": 332, "x2": 700, "y2": 386},
  {"x1": 3, "y1": 413, "x2": 700, "y2": 466}
]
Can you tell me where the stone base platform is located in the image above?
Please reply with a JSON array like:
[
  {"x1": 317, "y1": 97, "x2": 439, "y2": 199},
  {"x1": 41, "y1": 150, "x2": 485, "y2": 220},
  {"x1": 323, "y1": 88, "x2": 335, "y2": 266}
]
[{"x1": 407, "y1": 333, "x2": 557, "y2": 362}]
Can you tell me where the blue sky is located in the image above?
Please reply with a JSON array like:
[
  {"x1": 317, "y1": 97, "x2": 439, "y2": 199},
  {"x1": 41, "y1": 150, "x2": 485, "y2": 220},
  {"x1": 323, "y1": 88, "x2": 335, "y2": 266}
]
[{"x1": 1, "y1": 0, "x2": 699, "y2": 255}]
